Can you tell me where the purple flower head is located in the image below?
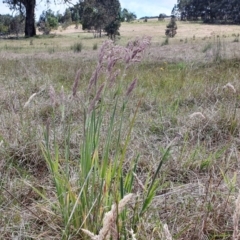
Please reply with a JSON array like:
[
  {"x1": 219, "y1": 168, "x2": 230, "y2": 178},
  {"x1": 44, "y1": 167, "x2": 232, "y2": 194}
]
[
  {"x1": 88, "y1": 64, "x2": 102, "y2": 92},
  {"x1": 49, "y1": 85, "x2": 56, "y2": 106},
  {"x1": 126, "y1": 78, "x2": 137, "y2": 97},
  {"x1": 88, "y1": 84, "x2": 104, "y2": 113},
  {"x1": 72, "y1": 69, "x2": 81, "y2": 97}
]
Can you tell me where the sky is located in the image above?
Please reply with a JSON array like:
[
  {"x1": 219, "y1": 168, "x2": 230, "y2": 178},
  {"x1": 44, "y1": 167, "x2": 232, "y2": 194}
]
[{"x1": 0, "y1": 0, "x2": 177, "y2": 19}]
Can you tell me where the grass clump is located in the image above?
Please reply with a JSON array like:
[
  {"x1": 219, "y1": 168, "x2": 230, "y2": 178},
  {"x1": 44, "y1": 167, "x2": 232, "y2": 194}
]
[
  {"x1": 48, "y1": 47, "x2": 55, "y2": 54},
  {"x1": 213, "y1": 37, "x2": 225, "y2": 62},
  {"x1": 161, "y1": 37, "x2": 169, "y2": 46},
  {"x1": 71, "y1": 42, "x2": 83, "y2": 52},
  {"x1": 93, "y1": 43, "x2": 98, "y2": 50},
  {"x1": 202, "y1": 42, "x2": 212, "y2": 52},
  {"x1": 38, "y1": 37, "x2": 167, "y2": 239},
  {"x1": 233, "y1": 36, "x2": 239, "y2": 42}
]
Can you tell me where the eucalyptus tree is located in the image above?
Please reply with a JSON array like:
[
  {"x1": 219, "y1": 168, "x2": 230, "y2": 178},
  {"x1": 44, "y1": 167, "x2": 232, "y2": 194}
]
[
  {"x1": 81, "y1": 0, "x2": 121, "y2": 37},
  {"x1": 121, "y1": 8, "x2": 137, "y2": 22},
  {"x1": 3, "y1": 0, "x2": 70, "y2": 37}
]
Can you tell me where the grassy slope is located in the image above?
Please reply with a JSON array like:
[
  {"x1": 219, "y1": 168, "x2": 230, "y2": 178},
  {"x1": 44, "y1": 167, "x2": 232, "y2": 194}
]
[{"x1": 1, "y1": 21, "x2": 240, "y2": 239}]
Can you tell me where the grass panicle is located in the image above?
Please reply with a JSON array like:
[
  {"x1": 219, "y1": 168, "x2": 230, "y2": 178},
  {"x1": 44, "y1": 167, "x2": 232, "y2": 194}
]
[{"x1": 72, "y1": 69, "x2": 81, "y2": 97}]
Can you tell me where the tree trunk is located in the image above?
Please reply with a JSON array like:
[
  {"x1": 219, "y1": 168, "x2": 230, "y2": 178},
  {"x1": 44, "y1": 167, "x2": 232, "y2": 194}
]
[{"x1": 24, "y1": 0, "x2": 36, "y2": 37}]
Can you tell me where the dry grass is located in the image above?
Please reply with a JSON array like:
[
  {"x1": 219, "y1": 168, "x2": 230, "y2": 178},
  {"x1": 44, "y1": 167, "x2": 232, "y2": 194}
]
[{"x1": 1, "y1": 20, "x2": 240, "y2": 239}]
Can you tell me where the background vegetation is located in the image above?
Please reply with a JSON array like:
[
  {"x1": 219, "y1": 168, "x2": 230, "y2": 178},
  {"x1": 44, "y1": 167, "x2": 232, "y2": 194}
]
[{"x1": 175, "y1": 0, "x2": 240, "y2": 23}]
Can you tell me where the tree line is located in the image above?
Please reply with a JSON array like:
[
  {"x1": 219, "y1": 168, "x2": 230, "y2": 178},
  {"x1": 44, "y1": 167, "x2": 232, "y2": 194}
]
[
  {"x1": 1, "y1": 0, "x2": 137, "y2": 38},
  {"x1": 0, "y1": 14, "x2": 25, "y2": 37},
  {"x1": 173, "y1": 0, "x2": 240, "y2": 23}
]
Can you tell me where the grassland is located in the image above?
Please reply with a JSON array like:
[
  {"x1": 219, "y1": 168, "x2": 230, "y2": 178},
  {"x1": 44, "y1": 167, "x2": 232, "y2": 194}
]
[{"x1": 1, "y1": 20, "x2": 240, "y2": 239}]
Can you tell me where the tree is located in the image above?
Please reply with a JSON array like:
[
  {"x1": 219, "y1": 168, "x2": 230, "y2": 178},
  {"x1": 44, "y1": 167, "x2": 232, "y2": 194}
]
[
  {"x1": 104, "y1": 14, "x2": 121, "y2": 39},
  {"x1": 37, "y1": 10, "x2": 58, "y2": 34},
  {"x1": 176, "y1": 0, "x2": 240, "y2": 23},
  {"x1": 158, "y1": 13, "x2": 166, "y2": 21},
  {"x1": 3, "y1": 0, "x2": 70, "y2": 37},
  {"x1": 3, "y1": 0, "x2": 36, "y2": 37},
  {"x1": 121, "y1": 8, "x2": 137, "y2": 22},
  {"x1": 81, "y1": 0, "x2": 121, "y2": 37},
  {"x1": 0, "y1": 14, "x2": 12, "y2": 35},
  {"x1": 10, "y1": 14, "x2": 25, "y2": 37},
  {"x1": 69, "y1": 2, "x2": 85, "y2": 23},
  {"x1": 56, "y1": 11, "x2": 64, "y2": 24},
  {"x1": 165, "y1": 15, "x2": 177, "y2": 37},
  {"x1": 74, "y1": 11, "x2": 80, "y2": 29},
  {"x1": 0, "y1": 14, "x2": 24, "y2": 37},
  {"x1": 62, "y1": 8, "x2": 72, "y2": 28}
]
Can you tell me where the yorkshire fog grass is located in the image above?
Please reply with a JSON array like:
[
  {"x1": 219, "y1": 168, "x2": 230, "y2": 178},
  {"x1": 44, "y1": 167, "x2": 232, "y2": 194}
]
[{"x1": 1, "y1": 20, "x2": 240, "y2": 239}]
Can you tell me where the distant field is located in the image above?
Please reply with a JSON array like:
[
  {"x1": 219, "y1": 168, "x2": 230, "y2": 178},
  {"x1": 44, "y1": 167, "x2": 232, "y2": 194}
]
[{"x1": 1, "y1": 20, "x2": 240, "y2": 63}]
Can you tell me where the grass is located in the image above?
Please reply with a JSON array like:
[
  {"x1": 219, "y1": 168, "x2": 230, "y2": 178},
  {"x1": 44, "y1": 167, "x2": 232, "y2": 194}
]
[
  {"x1": 1, "y1": 21, "x2": 240, "y2": 239},
  {"x1": 71, "y1": 42, "x2": 83, "y2": 52},
  {"x1": 161, "y1": 37, "x2": 169, "y2": 46},
  {"x1": 202, "y1": 42, "x2": 212, "y2": 52},
  {"x1": 93, "y1": 42, "x2": 98, "y2": 50}
]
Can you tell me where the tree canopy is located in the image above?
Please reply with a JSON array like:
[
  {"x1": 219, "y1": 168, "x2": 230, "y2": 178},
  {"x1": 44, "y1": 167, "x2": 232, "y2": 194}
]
[
  {"x1": 120, "y1": 8, "x2": 137, "y2": 22},
  {"x1": 175, "y1": 0, "x2": 240, "y2": 23},
  {"x1": 80, "y1": 0, "x2": 121, "y2": 38},
  {"x1": 37, "y1": 10, "x2": 59, "y2": 34}
]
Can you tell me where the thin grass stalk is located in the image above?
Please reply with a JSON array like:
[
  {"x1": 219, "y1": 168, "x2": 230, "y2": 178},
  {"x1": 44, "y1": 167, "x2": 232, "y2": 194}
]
[
  {"x1": 42, "y1": 144, "x2": 69, "y2": 230},
  {"x1": 80, "y1": 100, "x2": 106, "y2": 232},
  {"x1": 88, "y1": 82, "x2": 123, "y2": 222},
  {"x1": 140, "y1": 145, "x2": 171, "y2": 215},
  {"x1": 63, "y1": 161, "x2": 98, "y2": 237},
  {"x1": 124, "y1": 155, "x2": 139, "y2": 193},
  {"x1": 64, "y1": 125, "x2": 71, "y2": 179},
  {"x1": 94, "y1": 98, "x2": 119, "y2": 224},
  {"x1": 113, "y1": 100, "x2": 142, "y2": 236},
  {"x1": 111, "y1": 98, "x2": 127, "y2": 172},
  {"x1": 101, "y1": 96, "x2": 119, "y2": 178},
  {"x1": 43, "y1": 123, "x2": 79, "y2": 234},
  {"x1": 117, "y1": 99, "x2": 142, "y2": 180}
]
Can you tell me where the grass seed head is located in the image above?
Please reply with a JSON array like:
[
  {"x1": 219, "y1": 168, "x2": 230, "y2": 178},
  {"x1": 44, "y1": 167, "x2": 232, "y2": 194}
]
[
  {"x1": 49, "y1": 85, "x2": 56, "y2": 106},
  {"x1": 163, "y1": 224, "x2": 173, "y2": 240},
  {"x1": 82, "y1": 194, "x2": 135, "y2": 240},
  {"x1": 222, "y1": 82, "x2": 236, "y2": 93},
  {"x1": 126, "y1": 78, "x2": 137, "y2": 97},
  {"x1": 72, "y1": 69, "x2": 81, "y2": 97},
  {"x1": 189, "y1": 112, "x2": 206, "y2": 119},
  {"x1": 23, "y1": 93, "x2": 37, "y2": 108},
  {"x1": 88, "y1": 84, "x2": 104, "y2": 113},
  {"x1": 88, "y1": 64, "x2": 102, "y2": 92}
]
